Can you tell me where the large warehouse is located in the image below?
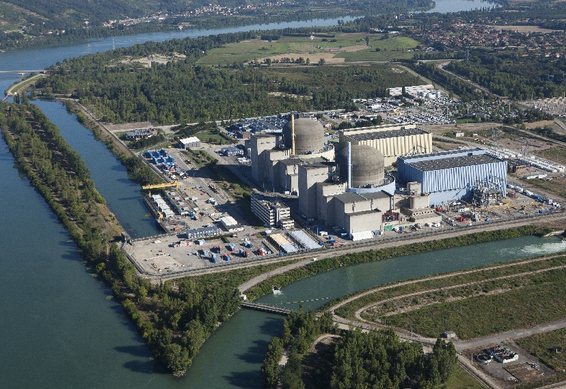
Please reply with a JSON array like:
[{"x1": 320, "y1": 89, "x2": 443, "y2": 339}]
[
  {"x1": 398, "y1": 148, "x2": 507, "y2": 205},
  {"x1": 339, "y1": 124, "x2": 433, "y2": 166}
]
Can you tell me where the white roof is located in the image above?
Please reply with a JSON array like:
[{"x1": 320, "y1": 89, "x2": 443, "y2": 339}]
[
  {"x1": 180, "y1": 136, "x2": 200, "y2": 144},
  {"x1": 221, "y1": 216, "x2": 238, "y2": 227}
]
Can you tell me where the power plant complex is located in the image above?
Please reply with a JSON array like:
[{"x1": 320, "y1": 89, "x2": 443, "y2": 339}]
[{"x1": 248, "y1": 116, "x2": 507, "y2": 240}]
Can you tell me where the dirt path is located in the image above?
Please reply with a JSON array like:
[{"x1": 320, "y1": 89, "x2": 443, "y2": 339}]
[
  {"x1": 3, "y1": 73, "x2": 45, "y2": 101},
  {"x1": 453, "y1": 318, "x2": 566, "y2": 352}
]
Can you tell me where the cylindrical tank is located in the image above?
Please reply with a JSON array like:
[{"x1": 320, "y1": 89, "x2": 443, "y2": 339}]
[
  {"x1": 282, "y1": 118, "x2": 324, "y2": 155},
  {"x1": 336, "y1": 144, "x2": 384, "y2": 188}
]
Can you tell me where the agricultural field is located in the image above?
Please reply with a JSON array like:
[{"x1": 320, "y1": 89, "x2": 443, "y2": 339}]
[{"x1": 197, "y1": 33, "x2": 420, "y2": 66}]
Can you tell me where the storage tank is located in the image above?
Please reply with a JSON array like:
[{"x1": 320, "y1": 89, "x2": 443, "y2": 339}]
[
  {"x1": 282, "y1": 118, "x2": 325, "y2": 155},
  {"x1": 336, "y1": 144, "x2": 384, "y2": 188}
]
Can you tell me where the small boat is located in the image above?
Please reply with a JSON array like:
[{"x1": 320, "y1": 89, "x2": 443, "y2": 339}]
[{"x1": 272, "y1": 286, "x2": 282, "y2": 295}]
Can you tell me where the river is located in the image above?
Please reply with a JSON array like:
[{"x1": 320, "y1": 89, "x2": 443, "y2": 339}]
[{"x1": 0, "y1": 1, "x2": 539, "y2": 388}]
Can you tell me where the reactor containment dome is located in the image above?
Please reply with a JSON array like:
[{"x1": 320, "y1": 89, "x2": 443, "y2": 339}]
[
  {"x1": 337, "y1": 144, "x2": 385, "y2": 189},
  {"x1": 283, "y1": 118, "x2": 325, "y2": 155}
]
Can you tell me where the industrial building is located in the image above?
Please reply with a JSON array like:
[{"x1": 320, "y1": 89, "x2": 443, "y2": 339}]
[
  {"x1": 250, "y1": 195, "x2": 294, "y2": 229},
  {"x1": 297, "y1": 142, "x2": 398, "y2": 241},
  {"x1": 339, "y1": 124, "x2": 432, "y2": 166},
  {"x1": 398, "y1": 148, "x2": 507, "y2": 205},
  {"x1": 249, "y1": 116, "x2": 334, "y2": 193},
  {"x1": 248, "y1": 118, "x2": 437, "y2": 240},
  {"x1": 179, "y1": 136, "x2": 201, "y2": 149},
  {"x1": 123, "y1": 128, "x2": 156, "y2": 140}
]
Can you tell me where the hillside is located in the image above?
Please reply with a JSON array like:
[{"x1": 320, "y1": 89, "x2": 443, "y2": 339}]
[{"x1": 0, "y1": 0, "x2": 434, "y2": 51}]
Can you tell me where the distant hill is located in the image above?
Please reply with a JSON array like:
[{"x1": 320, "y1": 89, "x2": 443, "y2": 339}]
[{"x1": 1, "y1": 0, "x2": 184, "y2": 27}]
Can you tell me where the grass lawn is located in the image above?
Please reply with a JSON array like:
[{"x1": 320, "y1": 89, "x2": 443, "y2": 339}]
[
  {"x1": 196, "y1": 129, "x2": 233, "y2": 145},
  {"x1": 336, "y1": 36, "x2": 420, "y2": 62},
  {"x1": 444, "y1": 365, "x2": 485, "y2": 389}
]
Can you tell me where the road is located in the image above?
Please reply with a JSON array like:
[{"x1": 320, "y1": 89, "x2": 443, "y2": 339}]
[
  {"x1": 454, "y1": 318, "x2": 566, "y2": 352},
  {"x1": 3, "y1": 73, "x2": 46, "y2": 101}
]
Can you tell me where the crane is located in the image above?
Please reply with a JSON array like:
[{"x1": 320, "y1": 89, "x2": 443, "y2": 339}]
[{"x1": 142, "y1": 181, "x2": 181, "y2": 196}]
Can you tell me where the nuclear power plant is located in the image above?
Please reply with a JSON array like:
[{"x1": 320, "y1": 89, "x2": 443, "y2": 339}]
[
  {"x1": 248, "y1": 116, "x2": 509, "y2": 240},
  {"x1": 248, "y1": 117, "x2": 431, "y2": 240}
]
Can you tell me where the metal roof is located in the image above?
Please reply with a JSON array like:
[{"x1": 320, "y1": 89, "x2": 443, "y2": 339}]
[
  {"x1": 408, "y1": 154, "x2": 503, "y2": 172},
  {"x1": 347, "y1": 127, "x2": 428, "y2": 141},
  {"x1": 335, "y1": 190, "x2": 390, "y2": 204}
]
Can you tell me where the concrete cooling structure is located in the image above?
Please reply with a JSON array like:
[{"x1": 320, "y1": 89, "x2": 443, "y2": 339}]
[
  {"x1": 336, "y1": 144, "x2": 384, "y2": 189},
  {"x1": 398, "y1": 148, "x2": 508, "y2": 205},
  {"x1": 282, "y1": 118, "x2": 326, "y2": 155}
]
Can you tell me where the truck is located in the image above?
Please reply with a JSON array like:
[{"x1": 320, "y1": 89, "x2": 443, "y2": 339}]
[
  {"x1": 224, "y1": 254, "x2": 231, "y2": 261},
  {"x1": 211, "y1": 253, "x2": 218, "y2": 263}
]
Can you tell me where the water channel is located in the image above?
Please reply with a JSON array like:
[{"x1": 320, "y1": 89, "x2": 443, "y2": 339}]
[{"x1": 1, "y1": 1, "x2": 541, "y2": 388}]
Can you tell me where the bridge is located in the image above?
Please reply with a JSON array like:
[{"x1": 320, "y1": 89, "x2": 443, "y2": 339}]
[
  {"x1": 0, "y1": 70, "x2": 46, "y2": 74},
  {"x1": 241, "y1": 302, "x2": 292, "y2": 316}
]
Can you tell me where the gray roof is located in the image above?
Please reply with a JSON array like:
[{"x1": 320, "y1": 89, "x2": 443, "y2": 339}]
[
  {"x1": 335, "y1": 190, "x2": 391, "y2": 204},
  {"x1": 408, "y1": 154, "x2": 503, "y2": 172},
  {"x1": 279, "y1": 158, "x2": 303, "y2": 166},
  {"x1": 346, "y1": 127, "x2": 428, "y2": 141},
  {"x1": 335, "y1": 192, "x2": 364, "y2": 203},
  {"x1": 401, "y1": 147, "x2": 483, "y2": 162}
]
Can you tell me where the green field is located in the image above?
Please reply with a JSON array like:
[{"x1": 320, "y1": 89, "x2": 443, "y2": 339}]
[
  {"x1": 445, "y1": 365, "x2": 486, "y2": 389},
  {"x1": 197, "y1": 33, "x2": 421, "y2": 66}
]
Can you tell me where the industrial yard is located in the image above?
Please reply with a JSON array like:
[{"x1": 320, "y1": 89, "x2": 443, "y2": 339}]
[{"x1": 115, "y1": 92, "x2": 566, "y2": 282}]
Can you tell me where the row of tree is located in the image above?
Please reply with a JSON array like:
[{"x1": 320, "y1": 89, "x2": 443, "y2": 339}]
[{"x1": 0, "y1": 100, "x2": 244, "y2": 375}]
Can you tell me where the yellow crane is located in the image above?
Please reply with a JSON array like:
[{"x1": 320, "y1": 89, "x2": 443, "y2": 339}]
[{"x1": 142, "y1": 181, "x2": 181, "y2": 196}]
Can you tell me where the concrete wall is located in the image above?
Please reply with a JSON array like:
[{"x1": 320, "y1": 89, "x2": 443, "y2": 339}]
[{"x1": 298, "y1": 164, "x2": 330, "y2": 219}]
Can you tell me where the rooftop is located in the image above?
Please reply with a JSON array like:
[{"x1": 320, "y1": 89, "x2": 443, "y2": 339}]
[
  {"x1": 408, "y1": 154, "x2": 504, "y2": 171},
  {"x1": 335, "y1": 190, "x2": 390, "y2": 204},
  {"x1": 346, "y1": 127, "x2": 428, "y2": 141}
]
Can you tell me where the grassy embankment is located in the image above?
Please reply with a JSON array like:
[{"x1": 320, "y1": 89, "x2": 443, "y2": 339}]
[{"x1": 332, "y1": 254, "x2": 566, "y2": 338}]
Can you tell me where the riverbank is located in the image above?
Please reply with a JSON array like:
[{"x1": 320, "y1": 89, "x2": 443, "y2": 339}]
[
  {"x1": 243, "y1": 225, "x2": 562, "y2": 300},
  {"x1": 0, "y1": 100, "x2": 123, "y2": 249}
]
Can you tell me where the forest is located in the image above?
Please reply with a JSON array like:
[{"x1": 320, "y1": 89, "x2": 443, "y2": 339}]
[
  {"x1": 34, "y1": 31, "x2": 420, "y2": 124},
  {"x1": 445, "y1": 50, "x2": 566, "y2": 100},
  {"x1": 262, "y1": 308, "x2": 457, "y2": 389}
]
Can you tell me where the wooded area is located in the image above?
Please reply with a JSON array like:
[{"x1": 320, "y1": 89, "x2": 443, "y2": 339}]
[{"x1": 262, "y1": 309, "x2": 457, "y2": 389}]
